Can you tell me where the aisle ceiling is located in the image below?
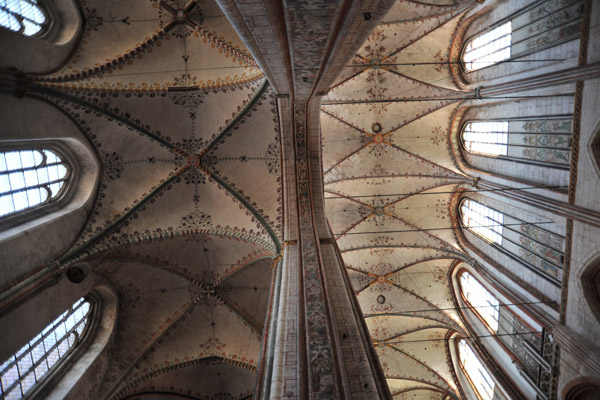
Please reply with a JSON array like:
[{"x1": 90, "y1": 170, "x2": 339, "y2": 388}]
[{"x1": 36, "y1": 1, "x2": 279, "y2": 398}]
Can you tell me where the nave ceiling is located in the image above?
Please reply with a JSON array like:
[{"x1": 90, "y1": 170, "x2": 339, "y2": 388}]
[{"x1": 323, "y1": 1, "x2": 492, "y2": 398}]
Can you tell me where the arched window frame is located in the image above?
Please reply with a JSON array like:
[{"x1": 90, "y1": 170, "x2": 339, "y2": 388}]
[
  {"x1": 459, "y1": 117, "x2": 573, "y2": 169},
  {"x1": 0, "y1": 296, "x2": 97, "y2": 399},
  {"x1": 459, "y1": 197, "x2": 504, "y2": 246},
  {"x1": 459, "y1": 0, "x2": 584, "y2": 76},
  {"x1": 0, "y1": 0, "x2": 83, "y2": 46},
  {"x1": 451, "y1": 336, "x2": 509, "y2": 400},
  {"x1": 0, "y1": 0, "x2": 51, "y2": 38},
  {"x1": 454, "y1": 267, "x2": 558, "y2": 400},
  {"x1": 458, "y1": 197, "x2": 565, "y2": 286},
  {"x1": 0, "y1": 141, "x2": 79, "y2": 232},
  {"x1": 461, "y1": 21, "x2": 512, "y2": 72}
]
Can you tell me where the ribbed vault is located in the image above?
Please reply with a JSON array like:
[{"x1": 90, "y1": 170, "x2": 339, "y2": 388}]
[
  {"x1": 25, "y1": 1, "x2": 281, "y2": 398},
  {"x1": 322, "y1": 1, "x2": 479, "y2": 397}
]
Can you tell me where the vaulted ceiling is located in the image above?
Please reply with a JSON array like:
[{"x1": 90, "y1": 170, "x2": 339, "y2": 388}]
[
  {"x1": 31, "y1": 1, "x2": 281, "y2": 398},
  {"x1": 7, "y1": 0, "x2": 511, "y2": 398},
  {"x1": 322, "y1": 1, "x2": 479, "y2": 398}
]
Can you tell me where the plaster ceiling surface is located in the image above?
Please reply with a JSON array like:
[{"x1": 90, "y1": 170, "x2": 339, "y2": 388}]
[
  {"x1": 322, "y1": 1, "x2": 477, "y2": 398},
  {"x1": 31, "y1": 1, "x2": 281, "y2": 398},
  {"x1": 40, "y1": 0, "x2": 262, "y2": 90}
]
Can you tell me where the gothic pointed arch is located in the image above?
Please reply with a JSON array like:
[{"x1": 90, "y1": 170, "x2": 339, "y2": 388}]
[
  {"x1": 448, "y1": 332, "x2": 513, "y2": 400},
  {"x1": 0, "y1": 93, "x2": 100, "y2": 288},
  {"x1": 451, "y1": 263, "x2": 559, "y2": 399},
  {"x1": 458, "y1": 196, "x2": 565, "y2": 287},
  {"x1": 450, "y1": 97, "x2": 574, "y2": 191},
  {"x1": 564, "y1": 378, "x2": 600, "y2": 400},
  {"x1": 579, "y1": 256, "x2": 600, "y2": 327},
  {"x1": 451, "y1": 0, "x2": 585, "y2": 85},
  {"x1": 0, "y1": 0, "x2": 82, "y2": 73},
  {"x1": 0, "y1": 283, "x2": 118, "y2": 399}
]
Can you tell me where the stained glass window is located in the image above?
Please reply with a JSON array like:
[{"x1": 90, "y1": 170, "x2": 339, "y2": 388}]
[
  {"x1": 0, "y1": 298, "x2": 92, "y2": 399},
  {"x1": 458, "y1": 340, "x2": 497, "y2": 400},
  {"x1": 460, "y1": 199, "x2": 503, "y2": 245},
  {"x1": 460, "y1": 271, "x2": 500, "y2": 332},
  {"x1": 0, "y1": 149, "x2": 70, "y2": 218},
  {"x1": 463, "y1": 21, "x2": 511, "y2": 71},
  {"x1": 0, "y1": 0, "x2": 46, "y2": 36},
  {"x1": 462, "y1": 121, "x2": 509, "y2": 156}
]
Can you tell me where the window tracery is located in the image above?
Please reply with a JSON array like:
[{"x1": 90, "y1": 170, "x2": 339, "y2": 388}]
[
  {"x1": 460, "y1": 199, "x2": 564, "y2": 284},
  {"x1": 0, "y1": 148, "x2": 70, "y2": 218},
  {"x1": 0, "y1": 0, "x2": 47, "y2": 36},
  {"x1": 0, "y1": 297, "x2": 93, "y2": 399},
  {"x1": 461, "y1": 118, "x2": 572, "y2": 167}
]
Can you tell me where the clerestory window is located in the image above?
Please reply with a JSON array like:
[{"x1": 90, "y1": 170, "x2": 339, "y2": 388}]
[
  {"x1": 460, "y1": 271, "x2": 500, "y2": 331},
  {"x1": 462, "y1": 121, "x2": 508, "y2": 157},
  {"x1": 460, "y1": 198, "x2": 565, "y2": 285},
  {"x1": 461, "y1": 119, "x2": 572, "y2": 167},
  {"x1": 0, "y1": 148, "x2": 70, "y2": 218},
  {"x1": 0, "y1": 298, "x2": 93, "y2": 399},
  {"x1": 463, "y1": 21, "x2": 511, "y2": 71},
  {"x1": 460, "y1": 198, "x2": 503, "y2": 245},
  {"x1": 458, "y1": 269, "x2": 554, "y2": 398},
  {"x1": 458, "y1": 339, "x2": 499, "y2": 400},
  {"x1": 0, "y1": 0, "x2": 47, "y2": 36}
]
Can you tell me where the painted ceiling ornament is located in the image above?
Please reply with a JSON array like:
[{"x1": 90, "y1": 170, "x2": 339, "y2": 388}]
[
  {"x1": 186, "y1": 154, "x2": 200, "y2": 168},
  {"x1": 264, "y1": 142, "x2": 280, "y2": 175},
  {"x1": 177, "y1": 137, "x2": 207, "y2": 154},
  {"x1": 373, "y1": 206, "x2": 385, "y2": 216},
  {"x1": 179, "y1": 209, "x2": 212, "y2": 230},
  {"x1": 200, "y1": 154, "x2": 218, "y2": 170},
  {"x1": 84, "y1": 7, "x2": 103, "y2": 32},
  {"x1": 372, "y1": 122, "x2": 382, "y2": 133},
  {"x1": 100, "y1": 150, "x2": 124, "y2": 182},
  {"x1": 158, "y1": 0, "x2": 204, "y2": 38},
  {"x1": 430, "y1": 126, "x2": 445, "y2": 146},
  {"x1": 183, "y1": 167, "x2": 206, "y2": 185},
  {"x1": 169, "y1": 90, "x2": 204, "y2": 112}
]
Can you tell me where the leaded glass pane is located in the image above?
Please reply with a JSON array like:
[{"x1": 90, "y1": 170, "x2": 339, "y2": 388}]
[
  {"x1": 462, "y1": 121, "x2": 509, "y2": 156},
  {"x1": 0, "y1": 298, "x2": 92, "y2": 399},
  {"x1": 460, "y1": 272, "x2": 500, "y2": 331},
  {"x1": 464, "y1": 22, "x2": 512, "y2": 71},
  {"x1": 0, "y1": 0, "x2": 46, "y2": 36},
  {"x1": 0, "y1": 148, "x2": 70, "y2": 218},
  {"x1": 459, "y1": 340, "x2": 497, "y2": 400},
  {"x1": 460, "y1": 199, "x2": 504, "y2": 245}
]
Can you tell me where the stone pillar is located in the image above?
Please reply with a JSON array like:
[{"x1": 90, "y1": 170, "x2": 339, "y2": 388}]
[{"x1": 215, "y1": 0, "x2": 395, "y2": 398}]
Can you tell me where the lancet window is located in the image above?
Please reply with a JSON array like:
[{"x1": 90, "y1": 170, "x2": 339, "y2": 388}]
[
  {"x1": 0, "y1": 298, "x2": 93, "y2": 399},
  {"x1": 459, "y1": 270, "x2": 557, "y2": 398},
  {"x1": 458, "y1": 339, "x2": 500, "y2": 400},
  {"x1": 463, "y1": 22, "x2": 511, "y2": 71},
  {"x1": 461, "y1": 119, "x2": 572, "y2": 167},
  {"x1": 0, "y1": 0, "x2": 47, "y2": 36},
  {"x1": 462, "y1": 0, "x2": 584, "y2": 74},
  {"x1": 460, "y1": 199, "x2": 564, "y2": 285},
  {"x1": 0, "y1": 148, "x2": 71, "y2": 218}
]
